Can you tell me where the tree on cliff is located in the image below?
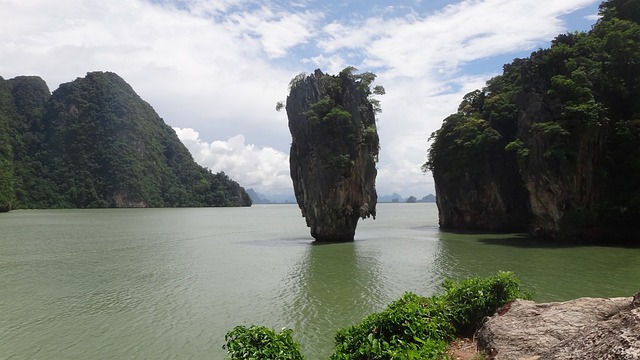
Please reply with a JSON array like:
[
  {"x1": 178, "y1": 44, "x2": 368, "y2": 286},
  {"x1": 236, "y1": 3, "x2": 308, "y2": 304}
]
[
  {"x1": 284, "y1": 68, "x2": 383, "y2": 242},
  {"x1": 0, "y1": 72, "x2": 251, "y2": 210},
  {"x1": 425, "y1": 0, "x2": 640, "y2": 243}
]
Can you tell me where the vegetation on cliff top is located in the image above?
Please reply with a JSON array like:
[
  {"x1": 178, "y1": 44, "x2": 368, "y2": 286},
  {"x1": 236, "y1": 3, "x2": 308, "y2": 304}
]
[
  {"x1": 426, "y1": 0, "x2": 640, "y2": 242},
  {"x1": 224, "y1": 271, "x2": 528, "y2": 359},
  {"x1": 0, "y1": 72, "x2": 251, "y2": 210}
]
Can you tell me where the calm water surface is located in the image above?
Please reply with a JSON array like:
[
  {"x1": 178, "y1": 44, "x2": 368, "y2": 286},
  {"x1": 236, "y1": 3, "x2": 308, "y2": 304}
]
[{"x1": 1, "y1": 204, "x2": 639, "y2": 359}]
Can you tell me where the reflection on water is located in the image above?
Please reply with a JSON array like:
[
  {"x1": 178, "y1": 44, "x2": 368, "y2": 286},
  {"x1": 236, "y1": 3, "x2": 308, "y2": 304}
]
[
  {"x1": 282, "y1": 205, "x2": 450, "y2": 359},
  {"x1": 435, "y1": 230, "x2": 640, "y2": 302},
  {"x1": 285, "y1": 242, "x2": 384, "y2": 359}
]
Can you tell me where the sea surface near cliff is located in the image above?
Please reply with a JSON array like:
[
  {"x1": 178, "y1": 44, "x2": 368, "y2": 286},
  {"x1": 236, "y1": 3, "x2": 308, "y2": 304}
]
[{"x1": 1, "y1": 203, "x2": 638, "y2": 360}]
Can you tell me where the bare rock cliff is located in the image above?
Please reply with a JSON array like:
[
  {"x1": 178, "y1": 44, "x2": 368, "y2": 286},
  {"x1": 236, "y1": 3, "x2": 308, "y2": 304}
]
[
  {"x1": 477, "y1": 294, "x2": 640, "y2": 359},
  {"x1": 285, "y1": 69, "x2": 379, "y2": 242}
]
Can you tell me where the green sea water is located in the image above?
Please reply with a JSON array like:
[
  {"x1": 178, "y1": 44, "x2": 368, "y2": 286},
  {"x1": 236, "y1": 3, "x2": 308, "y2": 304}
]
[{"x1": 1, "y1": 203, "x2": 638, "y2": 359}]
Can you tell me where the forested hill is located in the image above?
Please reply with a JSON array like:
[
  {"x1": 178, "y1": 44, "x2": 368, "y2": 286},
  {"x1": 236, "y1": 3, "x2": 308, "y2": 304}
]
[
  {"x1": 0, "y1": 71, "x2": 251, "y2": 211},
  {"x1": 426, "y1": 0, "x2": 640, "y2": 243}
]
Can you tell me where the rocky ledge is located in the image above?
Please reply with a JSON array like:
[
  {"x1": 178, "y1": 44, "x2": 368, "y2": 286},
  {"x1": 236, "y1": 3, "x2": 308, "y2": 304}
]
[{"x1": 477, "y1": 293, "x2": 640, "y2": 359}]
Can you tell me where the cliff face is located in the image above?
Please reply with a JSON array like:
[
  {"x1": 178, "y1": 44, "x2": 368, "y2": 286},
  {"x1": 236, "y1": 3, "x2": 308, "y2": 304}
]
[
  {"x1": 427, "y1": 0, "x2": 640, "y2": 242},
  {"x1": 514, "y1": 79, "x2": 609, "y2": 238},
  {"x1": 0, "y1": 71, "x2": 251, "y2": 210},
  {"x1": 429, "y1": 104, "x2": 529, "y2": 231},
  {"x1": 286, "y1": 69, "x2": 380, "y2": 242}
]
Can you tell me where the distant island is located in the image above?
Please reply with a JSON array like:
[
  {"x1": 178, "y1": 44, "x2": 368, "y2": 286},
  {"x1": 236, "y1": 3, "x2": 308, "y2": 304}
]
[{"x1": 0, "y1": 72, "x2": 251, "y2": 211}]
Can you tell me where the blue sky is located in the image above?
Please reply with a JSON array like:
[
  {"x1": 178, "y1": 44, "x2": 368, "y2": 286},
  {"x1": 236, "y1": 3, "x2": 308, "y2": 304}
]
[{"x1": 1, "y1": 0, "x2": 601, "y2": 198}]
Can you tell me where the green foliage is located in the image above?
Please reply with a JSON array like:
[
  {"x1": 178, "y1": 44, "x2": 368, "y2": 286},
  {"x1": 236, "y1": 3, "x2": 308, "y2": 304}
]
[
  {"x1": 330, "y1": 154, "x2": 355, "y2": 175},
  {"x1": 364, "y1": 125, "x2": 378, "y2": 140},
  {"x1": 304, "y1": 97, "x2": 347, "y2": 125},
  {"x1": 530, "y1": 122, "x2": 570, "y2": 137},
  {"x1": 425, "y1": 114, "x2": 502, "y2": 176},
  {"x1": 530, "y1": 122, "x2": 571, "y2": 160},
  {"x1": 325, "y1": 107, "x2": 353, "y2": 123},
  {"x1": 330, "y1": 293, "x2": 452, "y2": 360},
  {"x1": 599, "y1": 0, "x2": 640, "y2": 23},
  {"x1": 224, "y1": 325, "x2": 304, "y2": 360},
  {"x1": 504, "y1": 139, "x2": 529, "y2": 158},
  {"x1": 441, "y1": 271, "x2": 530, "y2": 336},
  {"x1": 373, "y1": 85, "x2": 386, "y2": 96},
  {"x1": 0, "y1": 80, "x2": 16, "y2": 211},
  {"x1": 329, "y1": 272, "x2": 528, "y2": 360}
]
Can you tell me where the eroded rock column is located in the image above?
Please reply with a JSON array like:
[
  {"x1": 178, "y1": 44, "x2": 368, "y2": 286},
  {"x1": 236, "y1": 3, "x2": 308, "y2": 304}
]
[{"x1": 285, "y1": 68, "x2": 381, "y2": 242}]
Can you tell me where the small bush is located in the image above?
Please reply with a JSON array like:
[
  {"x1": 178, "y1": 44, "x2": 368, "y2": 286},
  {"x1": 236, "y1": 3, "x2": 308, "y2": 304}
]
[
  {"x1": 223, "y1": 325, "x2": 304, "y2": 360},
  {"x1": 330, "y1": 293, "x2": 453, "y2": 360},
  {"x1": 442, "y1": 271, "x2": 530, "y2": 336}
]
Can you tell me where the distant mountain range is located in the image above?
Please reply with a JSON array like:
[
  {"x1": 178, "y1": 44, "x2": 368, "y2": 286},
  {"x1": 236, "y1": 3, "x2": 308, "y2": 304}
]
[
  {"x1": 378, "y1": 193, "x2": 436, "y2": 203},
  {"x1": 246, "y1": 189, "x2": 296, "y2": 204},
  {"x1": 248, "y1": 189, "x2": 436, "y2": 204}
]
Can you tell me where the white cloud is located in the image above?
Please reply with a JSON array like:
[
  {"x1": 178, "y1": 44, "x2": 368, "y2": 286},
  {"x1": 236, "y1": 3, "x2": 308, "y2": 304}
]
[
  {"x1": 0, "y1": 0, "x2": 600, "y2": 198},
  {"x1": 174, "y1": 128, "x2": 293, "y2": 195},
  {"x1": 317, "y1": 0, "x2": 598, "y2": 79},
  {"x1": 224, "y1": 7, "x2": 319, "y2": 58},
  {"x1": 585, "y1": 14, "x2": 602, "y2": 21}
]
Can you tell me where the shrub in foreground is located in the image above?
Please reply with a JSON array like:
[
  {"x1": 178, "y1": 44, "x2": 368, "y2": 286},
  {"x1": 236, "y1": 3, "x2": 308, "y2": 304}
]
[
  {"x1": 223, "y1": 325, "x2": 303, "y2": 360},
  {"x1": 329, "y1": 271, "x2": 528, "y2": 359},
  {"x1": 442, "y1": 271, "x2": 530, "y2": 336},
  {"x1": 224, "y1": 272, "x2": 529, "y2": 360},
  {"x1": 330, "y1": 293, "x2": 454, "y2": 359}
]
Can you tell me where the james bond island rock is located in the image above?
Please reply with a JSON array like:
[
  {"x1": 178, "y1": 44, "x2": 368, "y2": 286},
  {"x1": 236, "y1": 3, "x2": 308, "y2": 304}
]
[
  {"x1": 285, "y1": 68, "x2": 383, "y2": 242},
  {"x1": 0, "y1": 71, "x2": 251, "y2": 210},
  {"x1": 426, "y1": 0, "x2": 640, "y2": 243}
]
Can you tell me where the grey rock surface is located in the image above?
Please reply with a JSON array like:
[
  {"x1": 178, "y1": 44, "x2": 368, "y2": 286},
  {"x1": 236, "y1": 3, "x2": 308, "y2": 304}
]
[{"x1": 477, "y1": 295, "x2": 638, "y2": 359}]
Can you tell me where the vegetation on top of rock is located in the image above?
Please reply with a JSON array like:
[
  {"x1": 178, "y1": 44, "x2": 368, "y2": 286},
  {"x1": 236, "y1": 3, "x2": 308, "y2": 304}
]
[
  {"x1": 0, "y1": 71, "x2": 251, "y2": 210},
  {"x1": 426, "y1": 0, "x2": 640, "y2": 242}
]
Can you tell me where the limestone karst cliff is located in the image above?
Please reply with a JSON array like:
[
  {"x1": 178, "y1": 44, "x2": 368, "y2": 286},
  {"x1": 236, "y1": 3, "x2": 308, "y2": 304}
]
[
  {"x1": 0, "y1": 71, "x2": 251, "y2": 210},
  {"x1": 426, "y1": 0, "x2": 640, "y2": 242},
  {"x1": 285, "y1": 68, "x2": 382, "y2": 242}
]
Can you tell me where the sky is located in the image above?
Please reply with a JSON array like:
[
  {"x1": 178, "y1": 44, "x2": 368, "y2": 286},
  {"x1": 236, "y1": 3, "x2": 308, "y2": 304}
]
[{"x1": 0, "y1": 0, "x2": 602, "y2": 199}]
